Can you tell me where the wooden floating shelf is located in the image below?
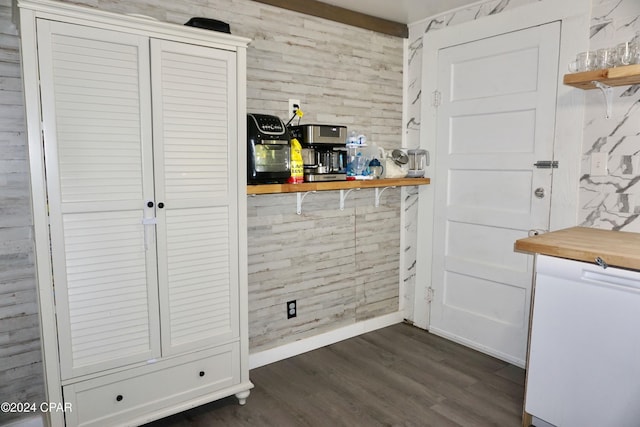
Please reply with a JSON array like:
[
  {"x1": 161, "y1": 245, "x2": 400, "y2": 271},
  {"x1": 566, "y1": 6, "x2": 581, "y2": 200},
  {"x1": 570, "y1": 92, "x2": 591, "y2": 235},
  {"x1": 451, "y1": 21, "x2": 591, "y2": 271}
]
[
  {"x1": 563, "y1": 64, "x2": 640, "y2": 89},
  {"x1": 247, "y1": 177, "x2": 430, "y2": 195}
]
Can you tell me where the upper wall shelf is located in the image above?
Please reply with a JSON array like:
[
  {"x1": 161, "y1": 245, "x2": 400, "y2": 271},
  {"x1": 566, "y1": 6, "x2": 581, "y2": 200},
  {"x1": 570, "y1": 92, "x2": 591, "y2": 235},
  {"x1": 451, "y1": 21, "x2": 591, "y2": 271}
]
[
  {"x1": 563, "y1": 64, "x2": 640, "y2": 89},
  {"x1": 564, "y1": 64, "x2": 640, "y2": 118},
  {"x1": 247, "y1": 178, "x2": 430, "y2": 195}
]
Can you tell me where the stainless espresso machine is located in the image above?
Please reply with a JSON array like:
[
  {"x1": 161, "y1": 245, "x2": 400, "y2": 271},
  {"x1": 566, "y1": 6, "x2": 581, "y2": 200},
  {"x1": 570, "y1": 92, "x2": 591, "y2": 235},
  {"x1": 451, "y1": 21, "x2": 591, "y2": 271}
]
[{"x1": 289, "y1": 124, "x2": 348, "y2": 182}]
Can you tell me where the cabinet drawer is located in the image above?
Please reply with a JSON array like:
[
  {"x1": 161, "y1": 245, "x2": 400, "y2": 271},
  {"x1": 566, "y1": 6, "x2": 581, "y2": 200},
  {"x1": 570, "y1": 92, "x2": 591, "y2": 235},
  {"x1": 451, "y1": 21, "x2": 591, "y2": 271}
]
[{"x1": 63, "y1": 343, "x2": 239, "y2": 427}]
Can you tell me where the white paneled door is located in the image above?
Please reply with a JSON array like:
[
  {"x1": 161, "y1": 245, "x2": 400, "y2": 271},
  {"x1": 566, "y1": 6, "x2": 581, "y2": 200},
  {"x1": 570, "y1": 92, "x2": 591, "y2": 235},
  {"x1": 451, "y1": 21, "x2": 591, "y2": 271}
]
[{"x1": 429, "y1": 22, "x2": 560, "y2": 365}]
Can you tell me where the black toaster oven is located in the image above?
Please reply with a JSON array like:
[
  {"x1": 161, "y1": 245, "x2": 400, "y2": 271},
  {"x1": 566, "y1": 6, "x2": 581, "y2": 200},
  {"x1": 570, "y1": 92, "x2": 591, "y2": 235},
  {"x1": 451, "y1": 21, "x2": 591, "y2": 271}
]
[{"x1": 247, "y1": 113, "x2": 291, "y2": 184}]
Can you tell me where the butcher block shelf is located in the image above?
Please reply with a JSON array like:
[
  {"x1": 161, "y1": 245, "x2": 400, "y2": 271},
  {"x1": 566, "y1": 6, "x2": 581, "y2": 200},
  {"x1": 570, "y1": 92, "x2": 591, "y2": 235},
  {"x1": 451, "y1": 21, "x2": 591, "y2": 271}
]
[
  {"x1": 563, "y1": 64, "x2": 640, "y2": 89},
  {"x1": 247, "y1": 177, "x2": 430, "y2": 195},
  {"x1": 515, "y1": 226, "x2": 640, "y2": 271}
]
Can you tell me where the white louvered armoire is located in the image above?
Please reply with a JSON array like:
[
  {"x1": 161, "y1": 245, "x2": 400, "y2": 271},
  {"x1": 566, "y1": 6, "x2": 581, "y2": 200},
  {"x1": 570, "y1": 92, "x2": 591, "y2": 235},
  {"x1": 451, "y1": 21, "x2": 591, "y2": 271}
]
[{"x1": 17, "y1": 0, "x2": 252, "y2": 425}]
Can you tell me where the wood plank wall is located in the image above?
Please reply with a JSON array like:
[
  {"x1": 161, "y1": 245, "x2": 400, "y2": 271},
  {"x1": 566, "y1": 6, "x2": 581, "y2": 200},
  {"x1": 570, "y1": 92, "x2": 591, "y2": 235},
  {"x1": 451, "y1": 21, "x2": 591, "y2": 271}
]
[
  {"x1": 250, "y1": 0, "x2": 408, "y2": 38},
  {"x1": 248, "y1": 190, "x2": 401, "y2": 352},
  {"x1": 0, "y1": 0, "x2": 404, "y2": 419},
  {"x1": 0, "y1": 0, "x2": 46, "y2": 423},
  {"x1": 215, "y1": 0, "x2": 405, "y2": 352}
]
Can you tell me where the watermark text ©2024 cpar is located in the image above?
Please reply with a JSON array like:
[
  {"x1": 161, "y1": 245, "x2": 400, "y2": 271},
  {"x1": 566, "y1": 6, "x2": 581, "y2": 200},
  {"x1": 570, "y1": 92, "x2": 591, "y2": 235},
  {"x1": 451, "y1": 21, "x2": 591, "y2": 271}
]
[{"x1": 1, "y1": 401, "x2": 72, "y2": 414}]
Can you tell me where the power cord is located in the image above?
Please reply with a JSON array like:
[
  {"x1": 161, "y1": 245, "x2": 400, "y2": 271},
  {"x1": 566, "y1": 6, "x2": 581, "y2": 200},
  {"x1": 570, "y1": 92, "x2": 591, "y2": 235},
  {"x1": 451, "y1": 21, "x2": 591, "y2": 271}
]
[{"x1": 285, "y1": 104, "x2": 303, "y2": 127}]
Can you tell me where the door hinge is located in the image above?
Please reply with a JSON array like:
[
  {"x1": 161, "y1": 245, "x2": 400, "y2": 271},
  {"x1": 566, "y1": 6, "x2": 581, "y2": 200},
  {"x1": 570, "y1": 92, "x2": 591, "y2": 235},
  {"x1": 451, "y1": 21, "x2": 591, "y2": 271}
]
[
  {"x1": 533, "y1": 160, "x2": 559, "y2": 169},
  {"x1": 426, "y1": 287, "x2": 434, "y2": 303},
  {"x1": 432, "y1": 90, "x2": 441, "y2": 108}
]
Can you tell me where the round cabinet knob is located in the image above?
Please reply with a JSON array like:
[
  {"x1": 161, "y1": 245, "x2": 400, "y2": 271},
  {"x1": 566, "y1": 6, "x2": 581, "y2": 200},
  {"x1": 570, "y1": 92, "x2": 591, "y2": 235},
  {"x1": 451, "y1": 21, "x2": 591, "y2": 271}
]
[
  {"x1": 158, "y1": 202, "x2": 165, "y2": 209},
  {"x1": 116, "y1": 395, "x2": 123, "y2": 402},
  {"x1": 199, "y1": 371, "x2": 205, "y2": 377},
  {"x1": 147, "y1": 201, "x2": 154, "y2": 208}
]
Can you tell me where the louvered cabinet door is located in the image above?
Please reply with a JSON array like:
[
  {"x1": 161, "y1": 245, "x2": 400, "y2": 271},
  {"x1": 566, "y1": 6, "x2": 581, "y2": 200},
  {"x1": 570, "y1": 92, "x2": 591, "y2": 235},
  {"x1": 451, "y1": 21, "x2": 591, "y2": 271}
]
[
  {"x1": 150, "y1": 40, "x2": 240, "y2": 356},
  {"x1": 37, "y1": 20, "x2": 161, "y2": 379}
]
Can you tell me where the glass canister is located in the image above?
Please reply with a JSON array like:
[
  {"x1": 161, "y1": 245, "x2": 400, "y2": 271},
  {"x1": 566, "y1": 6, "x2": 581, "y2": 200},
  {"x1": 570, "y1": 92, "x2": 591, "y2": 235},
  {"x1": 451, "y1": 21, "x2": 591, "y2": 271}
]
[
  {"x1": 407, "y1": 149, "x2": 428, "y2": 177},
  {"x1": 346, "y1": 144, "x2": 369, "y2": 176}
]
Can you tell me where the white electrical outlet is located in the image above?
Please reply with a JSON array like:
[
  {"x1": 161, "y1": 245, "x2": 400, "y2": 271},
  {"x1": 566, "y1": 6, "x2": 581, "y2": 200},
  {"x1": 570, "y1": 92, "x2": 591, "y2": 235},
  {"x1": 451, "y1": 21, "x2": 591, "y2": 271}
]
[
  {"x1": 288, "y1": 98, "x2": 300, "y2": 116},
  {"x1": 591, "y1": 152, "x2": 608, "y2": 176}
]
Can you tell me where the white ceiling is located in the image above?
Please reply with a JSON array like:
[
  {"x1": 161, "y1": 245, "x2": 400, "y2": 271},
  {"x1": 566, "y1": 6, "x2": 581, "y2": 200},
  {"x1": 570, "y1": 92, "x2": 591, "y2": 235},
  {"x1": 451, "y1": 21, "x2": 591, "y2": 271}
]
[{"x1": 319, "y1": 0, "x2": 482, "y2": 25}]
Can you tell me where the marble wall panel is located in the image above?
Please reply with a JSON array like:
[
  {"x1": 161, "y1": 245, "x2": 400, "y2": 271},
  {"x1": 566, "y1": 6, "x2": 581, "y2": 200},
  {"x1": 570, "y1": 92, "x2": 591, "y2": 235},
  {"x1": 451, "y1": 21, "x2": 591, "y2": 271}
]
[
  {"x1": 580, "y1": 0, "x2": 640, "y2": 231},
  {"x1": 400, "y1": 186, "x2": 419, "y2": 321}
]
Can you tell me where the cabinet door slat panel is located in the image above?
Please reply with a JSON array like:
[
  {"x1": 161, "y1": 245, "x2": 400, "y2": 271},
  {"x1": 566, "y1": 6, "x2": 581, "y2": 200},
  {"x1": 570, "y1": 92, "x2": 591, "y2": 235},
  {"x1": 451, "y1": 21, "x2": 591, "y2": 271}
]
[
  {"x1": 156, "y1": 48, "x2": 230, "y2": 203},
  {"x1": 162, "y1": 207, "x2": 235, "y2": 350},
  {"x1": 61, "y1": 212, "x2": 153, "y2": 370},
  {"x1": 49, "y1": 32, "x2": 144, "y2": 204}
]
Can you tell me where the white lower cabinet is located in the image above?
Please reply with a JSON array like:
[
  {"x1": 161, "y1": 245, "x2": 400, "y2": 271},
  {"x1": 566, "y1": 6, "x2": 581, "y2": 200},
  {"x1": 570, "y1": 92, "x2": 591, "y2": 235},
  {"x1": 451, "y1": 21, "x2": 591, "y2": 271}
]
[
  {"x1": 18, "y1": 1, "x2": 252, "y2": 425},
  {"x1": 525, "y1": 255, "x2": 640, "y2": 426}
]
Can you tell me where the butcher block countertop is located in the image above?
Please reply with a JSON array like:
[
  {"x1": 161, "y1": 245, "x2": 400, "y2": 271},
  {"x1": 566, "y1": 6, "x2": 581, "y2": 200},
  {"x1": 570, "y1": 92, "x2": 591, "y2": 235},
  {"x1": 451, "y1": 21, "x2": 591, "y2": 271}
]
[{"x1": 515, "y1": 226, "x2": 640, "y2": 271}]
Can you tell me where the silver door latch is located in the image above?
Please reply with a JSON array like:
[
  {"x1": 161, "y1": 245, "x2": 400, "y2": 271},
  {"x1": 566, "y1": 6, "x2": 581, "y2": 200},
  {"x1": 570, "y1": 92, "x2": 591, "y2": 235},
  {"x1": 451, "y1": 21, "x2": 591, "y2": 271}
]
[
  {"x1": 534, "y1": 160, "x2": 559, "y2": 169},
  {"x1": 595, "y1": 257, "x2": 608, "y2": 269}
]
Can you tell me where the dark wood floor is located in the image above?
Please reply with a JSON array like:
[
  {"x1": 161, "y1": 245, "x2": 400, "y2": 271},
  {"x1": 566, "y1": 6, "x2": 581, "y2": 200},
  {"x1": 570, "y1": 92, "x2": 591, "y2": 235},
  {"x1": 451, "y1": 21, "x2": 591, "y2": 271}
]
[{"x1": 146, "y1": 323, "x2": 525, "y2": 427}]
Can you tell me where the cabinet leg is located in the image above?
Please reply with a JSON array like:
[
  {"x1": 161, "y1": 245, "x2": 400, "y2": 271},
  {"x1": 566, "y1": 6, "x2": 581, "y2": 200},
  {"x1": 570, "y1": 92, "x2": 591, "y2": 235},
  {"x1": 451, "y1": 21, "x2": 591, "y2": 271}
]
[{"x1": 235, "y1": 389, "x2": 251, "y2": 405}]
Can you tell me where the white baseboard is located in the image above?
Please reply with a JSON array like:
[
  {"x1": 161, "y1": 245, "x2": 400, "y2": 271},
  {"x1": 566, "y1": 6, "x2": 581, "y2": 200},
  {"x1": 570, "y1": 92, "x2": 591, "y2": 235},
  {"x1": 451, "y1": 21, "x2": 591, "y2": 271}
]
[
  {"x1": 249, "y1": 312, "x2": 404, "y2": 369},
  {"x1": 2, "y1": 415, "x2": 44, "y2": 427}
]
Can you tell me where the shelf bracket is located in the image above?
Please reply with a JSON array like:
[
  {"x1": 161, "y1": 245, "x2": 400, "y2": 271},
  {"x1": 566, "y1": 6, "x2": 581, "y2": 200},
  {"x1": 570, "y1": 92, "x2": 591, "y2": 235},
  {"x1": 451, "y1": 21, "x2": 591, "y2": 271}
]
[
  {"x1": 339, "y1": 188, "x2": 360, "y2": 210},
  {"x1": 296, "y1": 191, "x2": 316, "y2": 215},
  {"x1": 592, "y1": 81, "x2": 613, "y2": 119},
  {"x1": 374, "y1": 186, "x2": 396, "y2": 207}
]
